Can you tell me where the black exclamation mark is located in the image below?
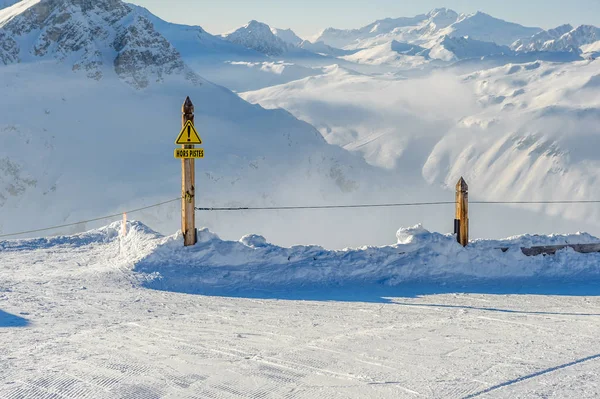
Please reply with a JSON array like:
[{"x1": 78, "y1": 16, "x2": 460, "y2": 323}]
[{"x1": 187, "y1": 125, "x2": 191, "y2": 142}]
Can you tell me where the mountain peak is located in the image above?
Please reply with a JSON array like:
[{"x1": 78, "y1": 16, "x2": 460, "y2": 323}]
[
  {"x1": 445, "y1": 10, "x2": 542, "y2": 46},
  {"x1": 224, "y1": 20, "x2": 291, "y2": 56},
  {"x1": 553, "y1": 23, "x2": 574, "y2": 33},
  {"x1": 246, "y1": 19, "x2": 267, "y2": 29},
  {"x1": 427, "y1": 8, "x2": 458, "y2": 18}
]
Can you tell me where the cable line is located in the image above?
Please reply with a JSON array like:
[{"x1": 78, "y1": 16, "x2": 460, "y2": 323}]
[
  {"x1": 196, "y1": 201, "x2": 457, "y2": 211},
  {"x1": 4, "y1": 197, "x2": 600, "y2": 240},
  {"x1": 0, "y1": 197, "x2": 181, "y2": 239},
  {"x1": 196, "y1": 199, "x2": 600, "y2": 212},
  {"x1": 472, "y1": 200, "x2": 600, "y2": 204}
]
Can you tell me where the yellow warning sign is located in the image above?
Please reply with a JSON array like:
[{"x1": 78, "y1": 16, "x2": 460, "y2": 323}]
[
  {"x1": 175, "y1": 120, "x2": 203, "y2": 145},
  {"x1": 175, "y1": 148, "x2": 204, "y2": 159}
]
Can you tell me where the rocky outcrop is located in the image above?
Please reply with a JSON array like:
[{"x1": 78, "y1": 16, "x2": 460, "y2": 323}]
[{"x1": 0, "y1": 0, "x2": 201, "y2": 88}]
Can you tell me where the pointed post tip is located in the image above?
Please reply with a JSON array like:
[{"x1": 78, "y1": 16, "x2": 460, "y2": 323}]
[
  {"x1": 183, "y1": 96, "x2": 194, "y2": 113},
  {"x1": 456, "y1": 177, "x2": 468, "y2": 191}
]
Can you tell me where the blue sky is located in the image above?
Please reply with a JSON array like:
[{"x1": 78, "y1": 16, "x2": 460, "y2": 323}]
[{"x1": 128, "y1": 0, "x2": 600, "y2": 38}]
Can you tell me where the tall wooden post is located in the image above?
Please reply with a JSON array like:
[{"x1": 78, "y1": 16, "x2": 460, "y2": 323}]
[
  {"x1": 455, "y1": 177, "x2": 469, "y2": 247},
  {"x1": 182, "y1": 96, "x2": 197, "y2": 246}
]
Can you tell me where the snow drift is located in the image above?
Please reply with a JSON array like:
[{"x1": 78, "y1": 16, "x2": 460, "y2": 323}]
[
  {"x1": 12, "y1": 221, "x2": 590, "y2": 296},
  {"x1": 5, "y1": 221, "x2": 600, "y2": 298}
]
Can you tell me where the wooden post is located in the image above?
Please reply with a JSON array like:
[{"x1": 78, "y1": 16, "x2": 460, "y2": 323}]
[
  {"x1": 455, "y1": 177, "x2": 469, "y2": 247},
  {"x1": 122, "y1": 213, "x2": 127, "y2": 237},
  {"x1": 182, "y1": 96, "x2": 197, "y2": 246}
]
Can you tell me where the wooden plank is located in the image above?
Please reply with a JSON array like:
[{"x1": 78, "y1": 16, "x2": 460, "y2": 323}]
[
  {"x1": 498, "y1": 243, "x2": 600, "y2": 256},
  {"x1": 521, "y1": 243, "x2": 600, "y2": 256}
]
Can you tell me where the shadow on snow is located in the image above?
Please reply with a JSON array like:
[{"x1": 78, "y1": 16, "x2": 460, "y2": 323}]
[
  {"x1": 141, "y1": 277, "x2": 600, "y2": 316},
  {"x1": 0, "y1": 309, "x2": 29, "y2": 328}
]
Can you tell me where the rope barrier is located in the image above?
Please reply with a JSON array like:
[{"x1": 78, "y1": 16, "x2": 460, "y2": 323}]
[
  {"x1": 2, "y1": 197, "x2": 600, "y2": 240},
  {"x1": 0, "y1": 197, "x2": 181, "y2": 239},
  {"x1": 196, "y1": 201, "x2": 457, "y2": 211},
  {"x1": 196, "y1": 199, "x2": 600, "y2": 212},
  {"x1": 472, "y1": 200, "x2": 600, "y2": 204}
]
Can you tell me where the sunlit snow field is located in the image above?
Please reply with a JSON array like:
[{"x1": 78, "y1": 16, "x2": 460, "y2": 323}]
[{"x1": 2, "y1": 222, "x2": 600, "y2": 398}]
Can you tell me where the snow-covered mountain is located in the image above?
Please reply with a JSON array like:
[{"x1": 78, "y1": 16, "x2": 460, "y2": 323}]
[
  {"x1": 429, "y1": 35, "x2": 511, "y2": 61},
  {"x1": 340, "y1": 35, "x2": 510, "y2": 67},
  {"x1": 131, "y1": 5, "x2": 264, "y2": 61},
  {"x1": 271, "y1": 27, "x2": 303, "y2": 46},
  {"x1": 223, "y1": 20, "x2": 294, "y2": 56},
  {"x1": 299, "y1": 40, "x2": 352, "y2": 57},
  {"x1": 512, "y1": 24, "x2": 574, "y2": 52},
  {"x1": 315, "y1": 9, "x2": 540, "y2": 50},
  {"x1": 513, "y1": 24, "x2": 600, "y2": 53},
  {"x1": 437, "y1": 11, "x2": 541, "y2": 46},
  {"x1": 314, "y1": 13, "x2": 430, "y2": 49},
  {"x1": 0, "y1": 0, "x2": 393, "y2": 248},
  {"x1": 340, "y1": 40, "x2": 431, "y2": 68},
  {"x1": 223, "y1": 20, "x2": 332, "y2": 61},
  {"x1": 124, "y1": 6, "x2": 321, "y2": 92}
]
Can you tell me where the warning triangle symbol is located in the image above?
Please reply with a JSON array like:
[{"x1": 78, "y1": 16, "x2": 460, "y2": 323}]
[{"x1": 175, "y1": 121, "x2": 203, "y2": 145}]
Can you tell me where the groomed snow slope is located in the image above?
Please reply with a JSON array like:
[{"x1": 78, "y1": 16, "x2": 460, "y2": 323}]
[{"x1": 4, "y1": 221, "x2": 600, "y2": 398}]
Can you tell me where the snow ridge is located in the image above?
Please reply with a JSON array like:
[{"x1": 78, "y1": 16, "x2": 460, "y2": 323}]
[
  {"x1": 431, "y1": 35, "x2": 511, "y2": 61},
  {"x1": 271, "y1": 26, "x2": 302, "y2": 46}
]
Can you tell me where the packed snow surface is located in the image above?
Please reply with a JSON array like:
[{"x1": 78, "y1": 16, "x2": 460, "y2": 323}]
[{"x1": 3, "y1": 221, "x2": 600, "y2": 398}]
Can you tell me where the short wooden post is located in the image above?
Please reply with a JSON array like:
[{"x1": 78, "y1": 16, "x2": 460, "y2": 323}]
[
  {"x1": 122, "y1": 213, "x2": 127, "y2": 236},
  {"x1": 455, "y1": 177, "x2": 469, "y2": 247},
  {"x1": 182, "y1": 97, "x2": 197, "y2": 246}
]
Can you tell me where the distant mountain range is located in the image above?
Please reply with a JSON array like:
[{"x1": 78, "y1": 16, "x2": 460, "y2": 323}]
[{"x1": 213, "y1": 8, "x2": 598, "y2": 67}]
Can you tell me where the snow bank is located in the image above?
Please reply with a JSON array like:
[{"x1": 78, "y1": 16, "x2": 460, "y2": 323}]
[
  {"x1": 4, "y1": 221, "x2": 600, "y2": 295},
  {"x1": 132, "y1": 223, "x2": 600, "y2": 294}
]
